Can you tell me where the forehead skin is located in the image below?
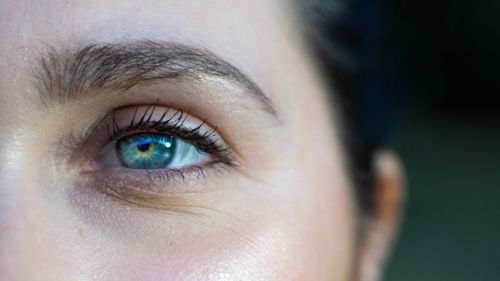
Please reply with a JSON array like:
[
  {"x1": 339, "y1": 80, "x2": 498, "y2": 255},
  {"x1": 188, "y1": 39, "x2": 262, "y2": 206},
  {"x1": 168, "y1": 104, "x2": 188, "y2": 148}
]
[{"x1": 0, "y1": 0, "x2": 356, "y2": 280}]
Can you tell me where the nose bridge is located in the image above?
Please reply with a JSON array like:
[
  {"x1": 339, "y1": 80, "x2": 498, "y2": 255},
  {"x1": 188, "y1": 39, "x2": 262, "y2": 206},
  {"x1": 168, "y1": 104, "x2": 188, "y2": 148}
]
[
  {"x1": 0, "y1": 132, "x2": 32, "y2": 278},
  {"x1": 0, "y1": 142, "x2": 27, "y2": 279},
  {"x1": 0, "y1": 127, "x2": 85, "y2": 281},
  {"x1": 0, "y1": 31, "x2": 69, "y2": 281},
  {"x1": 0, "y1": 188, "x2": 27, "y2": 280},
  {"x1": 0, "y1": 132, "x2": 55, "y2": 280},
  {"x1": 0, "y1": 200, "x2": 60, "y2": 281},
  {"x1": 0, "y1": 165, "x2": 17, "y2": 277}
]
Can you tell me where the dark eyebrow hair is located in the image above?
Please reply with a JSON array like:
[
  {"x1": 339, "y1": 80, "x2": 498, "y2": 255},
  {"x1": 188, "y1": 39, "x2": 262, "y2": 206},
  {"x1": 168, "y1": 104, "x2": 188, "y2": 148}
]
[{"x1": 35, "y1": 40, "x2": 276, "y2": 115}]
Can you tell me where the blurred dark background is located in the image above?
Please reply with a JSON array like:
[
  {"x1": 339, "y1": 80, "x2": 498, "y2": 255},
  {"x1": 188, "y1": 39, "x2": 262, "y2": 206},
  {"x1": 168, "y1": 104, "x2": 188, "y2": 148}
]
[{"x1": 355, "y1": 0, "x2": 500, "y2": 280}]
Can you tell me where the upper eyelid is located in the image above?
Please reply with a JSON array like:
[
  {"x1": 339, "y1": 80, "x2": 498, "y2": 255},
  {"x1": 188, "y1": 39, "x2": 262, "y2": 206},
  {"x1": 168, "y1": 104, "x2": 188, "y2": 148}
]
[
  {"x1": 109, "y1": 120, "x2": 229, "y2": 157},
  {"x1": 110, "y1": 107, "x2": 214, "y2": 143}
]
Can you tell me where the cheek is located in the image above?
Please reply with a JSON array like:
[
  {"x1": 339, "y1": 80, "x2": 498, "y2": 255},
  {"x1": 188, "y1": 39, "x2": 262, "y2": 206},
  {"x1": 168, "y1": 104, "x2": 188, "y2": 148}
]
[
  {"x1": 94, "y1": 215, "x2": 303, "y2": 280},
  {"x1": 99, "y1": 199, "x2": 354, "y2": 281},
  {"x1": 86, "y1": 131, "x2": 355, "y2": 280},
  {"x1": 93, "y1": 170, "x2": 355, "y2": 281},
  {"x1": 284, "y1": 155, "x2": 356, "y2": 279}
]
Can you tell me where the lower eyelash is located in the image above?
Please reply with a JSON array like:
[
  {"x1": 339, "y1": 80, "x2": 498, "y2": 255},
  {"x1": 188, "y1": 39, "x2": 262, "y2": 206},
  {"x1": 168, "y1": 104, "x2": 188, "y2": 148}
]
[
  {"x1": 79, "y1": 161, "x2": 232, "y2": 207},
  {"x1": 70, "y1": 163, "x2": 234, "y2": 216}
]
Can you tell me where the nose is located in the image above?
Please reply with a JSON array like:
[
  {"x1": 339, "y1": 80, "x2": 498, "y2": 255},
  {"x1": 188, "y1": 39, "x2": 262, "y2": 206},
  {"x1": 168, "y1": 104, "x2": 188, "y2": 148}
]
[{"x1": 0, "y1": 135, "x2": 78, "y2": 280}]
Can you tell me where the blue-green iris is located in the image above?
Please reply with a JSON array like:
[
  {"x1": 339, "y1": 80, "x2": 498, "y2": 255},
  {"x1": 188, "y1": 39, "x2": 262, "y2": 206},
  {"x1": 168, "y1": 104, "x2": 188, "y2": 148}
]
[{"x1": 116, "y1": 134, "x2": 177, "y2": 169}]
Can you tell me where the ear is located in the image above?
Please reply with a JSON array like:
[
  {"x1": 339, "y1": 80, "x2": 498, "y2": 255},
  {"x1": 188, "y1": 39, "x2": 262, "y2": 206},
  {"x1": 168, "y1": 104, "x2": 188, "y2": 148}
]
[{"x1": 358, "y1": 150, "x2": 406, "y2": 281}]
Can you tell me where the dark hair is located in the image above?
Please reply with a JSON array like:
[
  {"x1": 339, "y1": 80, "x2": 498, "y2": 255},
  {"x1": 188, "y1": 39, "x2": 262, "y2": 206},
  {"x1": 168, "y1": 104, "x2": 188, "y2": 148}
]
[{"x1": 297, "y1": 0, "x2": 394, "y2": 214}]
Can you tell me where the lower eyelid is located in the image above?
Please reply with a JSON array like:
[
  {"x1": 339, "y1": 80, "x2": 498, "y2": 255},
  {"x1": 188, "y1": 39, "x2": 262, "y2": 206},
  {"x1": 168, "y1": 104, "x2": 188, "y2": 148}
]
[
  {"x1": 77, "y1": 161, "x2": 231, "y2": 197},
  {"x1": 67, "y1": 176, "x2": 225, "y2": 224}
]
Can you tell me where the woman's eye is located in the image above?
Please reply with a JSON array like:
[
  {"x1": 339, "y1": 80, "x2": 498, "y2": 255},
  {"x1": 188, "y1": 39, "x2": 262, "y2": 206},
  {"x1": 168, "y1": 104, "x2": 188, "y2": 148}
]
[
  {"x1": 102, "y1": 133, "x2": 210, "y2": 170},
  {"x1": 73, "y1": 105, "x2": 235, "y2": 198},
  {"x1": 68, "y1": 106, "x2": 235, "y2": 205}
]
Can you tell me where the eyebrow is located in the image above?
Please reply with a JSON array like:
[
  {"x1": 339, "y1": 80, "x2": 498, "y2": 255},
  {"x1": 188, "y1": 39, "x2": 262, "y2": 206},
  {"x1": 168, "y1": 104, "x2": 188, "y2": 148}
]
[{"x1": 34, "y1": 40, "x2": 276, "y2": 115}]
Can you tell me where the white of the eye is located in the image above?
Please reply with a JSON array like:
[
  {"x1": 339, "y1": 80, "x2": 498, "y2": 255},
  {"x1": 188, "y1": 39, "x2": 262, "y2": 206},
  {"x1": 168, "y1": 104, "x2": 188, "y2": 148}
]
[{"x1": 167, "y1": 139, "x2": 209, "y2": 169}]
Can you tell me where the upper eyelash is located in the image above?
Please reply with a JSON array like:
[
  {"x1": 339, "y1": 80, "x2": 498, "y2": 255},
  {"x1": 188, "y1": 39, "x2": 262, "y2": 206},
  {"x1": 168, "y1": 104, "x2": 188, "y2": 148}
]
[{"x1": 108, "y1": 105, "x2": 234, "y2": 165}]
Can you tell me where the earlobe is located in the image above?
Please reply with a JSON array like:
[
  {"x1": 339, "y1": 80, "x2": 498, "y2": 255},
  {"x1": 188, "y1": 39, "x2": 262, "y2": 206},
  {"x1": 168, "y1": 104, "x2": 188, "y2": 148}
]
[{"x1": 358, "y1": 150, "x2": 406, "y2": 281}]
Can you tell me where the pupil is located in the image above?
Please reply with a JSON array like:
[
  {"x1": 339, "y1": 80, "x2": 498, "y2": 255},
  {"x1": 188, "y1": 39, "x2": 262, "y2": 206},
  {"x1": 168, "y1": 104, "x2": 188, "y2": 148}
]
[{"x1": 137, "y1": 142, "x2": 151, "y2": 152}]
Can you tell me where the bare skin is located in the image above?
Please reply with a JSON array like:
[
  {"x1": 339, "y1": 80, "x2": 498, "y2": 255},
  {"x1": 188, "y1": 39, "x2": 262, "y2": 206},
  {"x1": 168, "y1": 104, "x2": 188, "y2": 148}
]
[{"x1": 0, "y1": 0, "x2": 404, "y2": 280}]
